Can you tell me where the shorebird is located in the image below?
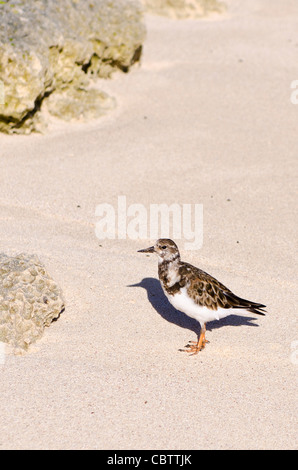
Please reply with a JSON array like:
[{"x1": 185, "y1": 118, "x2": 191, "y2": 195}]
[{"x1": 138, "y1": 239, "x2": 266, "y2": 354}]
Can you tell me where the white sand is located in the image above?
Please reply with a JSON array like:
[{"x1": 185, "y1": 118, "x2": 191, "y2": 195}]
[{"x1": 0, "y1": 0, "x2": 297, "y2": 449}]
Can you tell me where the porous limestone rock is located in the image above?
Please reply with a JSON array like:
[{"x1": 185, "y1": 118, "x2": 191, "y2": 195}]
[
  {"x1": 45, "y1": 87, "x2": 116, "y2": 122},
  {"x1": 141, "y1": 0, "x2": 225, "y2": 19},
  {"x1": 0, "y1": 253, "x2": 65, "y2": 352},
  {"x1": 0, "y1": 0, "x2": 145, "y2": 133}
]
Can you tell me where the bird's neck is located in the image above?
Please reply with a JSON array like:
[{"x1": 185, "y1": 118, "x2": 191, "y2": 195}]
[
  {"x1": 158, "y1": 255, "x2": 181, "y2": 290},
  {"x1": 158, "y1": 253, "x2": 180, "y2": 267}
]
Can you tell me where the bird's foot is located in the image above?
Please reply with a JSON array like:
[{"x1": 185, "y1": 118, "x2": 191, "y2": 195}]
[
  {"x1": 187, "y1": 339, "x2": 210, "y2": 345},
  {"x1": 179, "y1": 325, "x2": 208, "y2": 355},
  {"x1": 179, "y1": 338, "x2": 209, "y2": 355}
]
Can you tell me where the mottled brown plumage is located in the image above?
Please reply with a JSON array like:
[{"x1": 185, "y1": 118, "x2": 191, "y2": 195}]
[{"x1": 156, "y1": 242, "x2": 266, "y2": 314}]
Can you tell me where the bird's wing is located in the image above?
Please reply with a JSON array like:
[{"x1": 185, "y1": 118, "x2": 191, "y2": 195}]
[{"x1": 180, "y1": 262, "x2": 266, "y2": 314}]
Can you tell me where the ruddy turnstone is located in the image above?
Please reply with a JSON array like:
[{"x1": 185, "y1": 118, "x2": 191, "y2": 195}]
[{"x1": 138, "y1": 238, "x2": 266, "y2": 355}]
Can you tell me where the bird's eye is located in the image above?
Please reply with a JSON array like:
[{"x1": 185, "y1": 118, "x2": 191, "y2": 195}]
[{"x1": 161, "y1": 245, "x2": 167, "y2": 250}]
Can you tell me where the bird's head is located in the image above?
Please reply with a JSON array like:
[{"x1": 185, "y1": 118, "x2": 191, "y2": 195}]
[{"x1": 138, "y1": 238, "x2": 180, "y2": 263}]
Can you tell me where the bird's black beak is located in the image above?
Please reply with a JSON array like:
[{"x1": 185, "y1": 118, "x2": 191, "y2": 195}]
[{"x1": 138, "y1": 245, "x2": 155, "y2": 253}]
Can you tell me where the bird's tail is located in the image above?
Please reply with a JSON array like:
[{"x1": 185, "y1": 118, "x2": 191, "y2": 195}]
[{"x1": 225, "y1": 292, "x2": 266, "y2": 315}]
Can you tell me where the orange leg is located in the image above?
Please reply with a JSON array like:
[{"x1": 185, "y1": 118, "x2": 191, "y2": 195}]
[{"x1": 179, "y1": 324, "x2": 209, "y2": 355}]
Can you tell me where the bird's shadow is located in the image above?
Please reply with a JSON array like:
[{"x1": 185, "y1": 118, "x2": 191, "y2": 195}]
[{"x1": 128, "y1": 277, "x2": 260, "y2": 337}]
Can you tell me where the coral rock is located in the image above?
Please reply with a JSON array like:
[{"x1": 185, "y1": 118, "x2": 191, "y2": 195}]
[
  {"x1": 0, "y1": 253, "x2": 65, "y2": 352},
  {"x1": 0, "y1": 0, "x2": 146, "y2": 133}
]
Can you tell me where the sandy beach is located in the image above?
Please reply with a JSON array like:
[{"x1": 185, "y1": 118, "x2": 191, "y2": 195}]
[{"x1": 0, "y1": 0, "x2": 297, "y2": 449}]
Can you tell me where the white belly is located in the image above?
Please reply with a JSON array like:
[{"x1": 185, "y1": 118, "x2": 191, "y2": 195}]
[{"x1": 164, "y1": 286, "x2": 232, "y2": 326}]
